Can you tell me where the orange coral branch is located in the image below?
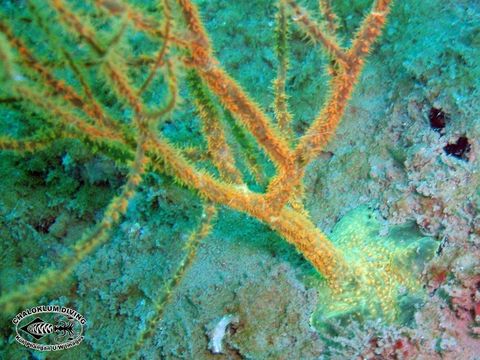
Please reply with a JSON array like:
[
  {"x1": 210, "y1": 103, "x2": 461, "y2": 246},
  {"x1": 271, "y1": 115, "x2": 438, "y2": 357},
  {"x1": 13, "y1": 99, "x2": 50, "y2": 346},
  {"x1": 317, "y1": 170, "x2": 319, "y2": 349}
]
[
  {"x1": 15, "y1": 85, "x2": 127, "y2": 146},
  {"x1": 266, "y1": 0, "x2": 392, "y2": 213},
  {"x1": 137, "y1": 0, "x2": 172, "y2": 96},
  {"x1": 187, "y1": 71, "x2": 244, "y2": 184},
  {"x1": 348, "y1": 0, "x2": 392, "y2": 65},
  {"x1": 195, "y1": 64, "x2": 294, "y2": 170},
  {"x1": 51, "y1": 0, "x2": 105, "y2": 56},
  {"x1": 50, "y1": 0, "x2": 180, "y2": 120},
  {"x1": 177, "y1": 0, "x2": 294, "y2": 170},
  {"x1": 146, "y1": 132, "x2": 345, "y2": 284},
  {"x1": 0, "y1": 20, "x2": 123, "y2": 135},
  {"x1": 283, "y1": 0, "x2": 349, "y2": 67},
  {"x1": 298, "y1": 0, "x2": 392, "y2": 163},
  {"x1": 0, "y1": 132, "x2": 73, "y2": 153},
  {"x1": 319, "y1": 0, "x2": 339, "y2": 34},
  {"x1": 95, "y1": 0, "x2": 187, "y2": 48}
]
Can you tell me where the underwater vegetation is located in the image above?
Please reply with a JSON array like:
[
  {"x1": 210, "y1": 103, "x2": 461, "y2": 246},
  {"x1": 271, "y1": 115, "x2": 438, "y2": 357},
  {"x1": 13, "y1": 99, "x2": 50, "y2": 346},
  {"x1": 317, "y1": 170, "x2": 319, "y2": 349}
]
[{"x1": 0, "y1": 0, "x2": 479, "y2": 358}]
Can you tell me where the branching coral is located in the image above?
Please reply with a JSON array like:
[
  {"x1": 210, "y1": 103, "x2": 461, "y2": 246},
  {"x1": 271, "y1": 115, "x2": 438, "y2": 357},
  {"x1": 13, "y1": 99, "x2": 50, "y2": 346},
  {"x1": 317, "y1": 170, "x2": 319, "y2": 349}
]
[{"x1": 0, "y1": 0, "x2": 436, "y2": 350}]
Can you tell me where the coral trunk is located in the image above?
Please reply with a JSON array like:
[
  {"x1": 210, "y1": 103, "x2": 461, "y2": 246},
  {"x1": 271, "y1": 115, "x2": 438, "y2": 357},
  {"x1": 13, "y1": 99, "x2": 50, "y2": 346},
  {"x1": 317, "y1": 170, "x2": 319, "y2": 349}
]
[{"x1": 256, "y1": 208, "x2": 348, "y2": 286}]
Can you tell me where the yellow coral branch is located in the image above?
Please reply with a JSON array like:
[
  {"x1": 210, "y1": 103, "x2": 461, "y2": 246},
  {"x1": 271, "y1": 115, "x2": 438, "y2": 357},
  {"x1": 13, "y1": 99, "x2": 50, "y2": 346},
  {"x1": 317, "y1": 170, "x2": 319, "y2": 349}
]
[
  {"x1": 0, "y1": 132, "x2": 72, "y2": 153},
  {"x1": 126, "y1": 202, "x2": 217, "y2": 358},
  {"x1": 187, "y1": 70, "x2": 244, "y2": 184},
  {"x1": 0, "y1": 130, "x2": 147, "y2": 313},
  {"x1": 273, "y1": 2, "x2": 294, "y2": 142}
]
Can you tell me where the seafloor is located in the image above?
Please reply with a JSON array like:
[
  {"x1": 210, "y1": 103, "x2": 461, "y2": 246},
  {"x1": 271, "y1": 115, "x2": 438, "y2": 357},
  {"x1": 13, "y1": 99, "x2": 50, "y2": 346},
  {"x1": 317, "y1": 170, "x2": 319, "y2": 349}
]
[{"x1": 0, "y1": 0, "x2": 479, "y2": 359}]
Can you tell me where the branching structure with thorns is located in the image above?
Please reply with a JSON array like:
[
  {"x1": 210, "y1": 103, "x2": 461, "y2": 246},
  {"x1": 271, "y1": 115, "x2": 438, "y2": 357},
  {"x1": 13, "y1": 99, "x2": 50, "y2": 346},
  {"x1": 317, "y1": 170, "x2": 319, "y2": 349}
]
[{"x1": 0, "y1": 0, "x2": 431, "y2": 347}]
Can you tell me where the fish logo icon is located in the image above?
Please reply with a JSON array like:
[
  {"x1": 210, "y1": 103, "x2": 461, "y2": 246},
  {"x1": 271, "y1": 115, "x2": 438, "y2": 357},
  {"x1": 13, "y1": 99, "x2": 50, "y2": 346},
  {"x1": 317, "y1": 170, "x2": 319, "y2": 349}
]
[
  {"x1": 20, "y1": 317, "x2": 55, "y2": 340},
  {"x1": 20, "y1": 315, "x2": 77, "y2": 341}
]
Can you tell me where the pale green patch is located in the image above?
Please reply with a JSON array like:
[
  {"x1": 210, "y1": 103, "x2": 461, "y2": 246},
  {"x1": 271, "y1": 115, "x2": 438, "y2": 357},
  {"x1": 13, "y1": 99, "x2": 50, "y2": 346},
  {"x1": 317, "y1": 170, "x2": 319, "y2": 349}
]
[{"x1": 312, "y1": 205, "x2": 438, "y2": 330}]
